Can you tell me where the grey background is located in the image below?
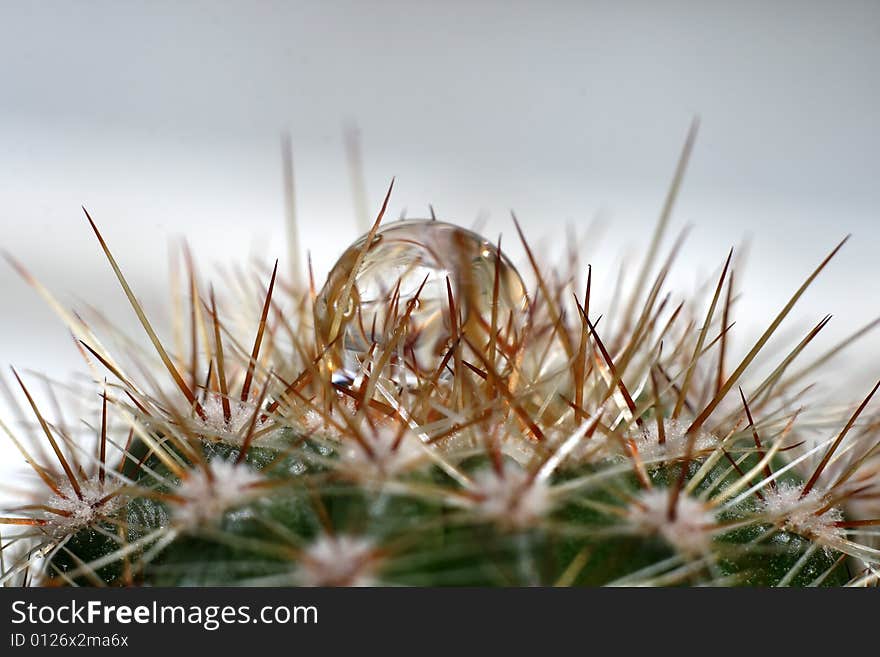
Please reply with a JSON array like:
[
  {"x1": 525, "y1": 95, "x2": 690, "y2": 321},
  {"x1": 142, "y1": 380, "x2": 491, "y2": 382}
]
[{"x1": 1, "y1": 1, "x2": 879, "y2": 485}]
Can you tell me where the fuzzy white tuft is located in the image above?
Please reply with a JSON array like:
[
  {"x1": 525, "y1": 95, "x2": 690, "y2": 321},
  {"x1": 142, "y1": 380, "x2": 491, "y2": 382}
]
[
  {"x1": 44, "y1": 477, "x2": 123, "y2": 539},
  {"x1": 338, "y1": 424, "x2": 426, "y2": 479},
  {"x1": 628, "y1": 489, "x2": 716, "y2": 555},
  {"x1": 548, "y1": 429, "x2": 612, "y2": 465},
  {"x1": 760, "y1": 482, "x2": 843, "y2": 546},
  {"x1": 469, "y1": 462, "x2": 551, "y2": 529},
  {"x1": 171, "y1": 460, "x2": 263, "y2": 530},
  {"x1": 195, "y1": 393, "x2": 279, "y2": 445},
  {"x1": 298, "y1": 534, "x2": 377, "y2": 586},
  {"x1": 299, "y1": 409, "x2": 342, "y2": 437},
  {"x1": 292, "y1": 398, "x2": 367, "y2": 442},
  {"x1": 633, "y1": 419, "x2": 718, "y2": 463}
]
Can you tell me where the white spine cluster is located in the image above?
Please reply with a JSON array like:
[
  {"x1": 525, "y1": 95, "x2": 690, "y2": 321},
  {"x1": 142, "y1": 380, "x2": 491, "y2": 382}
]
[
  {"x1": 171, "y1": 460, "x2": 263, "y2": 530},
  {"x1": 628, "y1": 489, "x2": 716, "y2": 555},
  {"x1": 469, "y1": 463, "x2": 551, "y2": 529},
  {"x1": 633, "y1": 419, "x2": 718, "y2": 463},
  {"x1": 195, "y1": 393, "x2": 278, "y2": 445},
  {"x1": 760, "y1": 482, "x2": 844, "y2": 547},
  {"x1": 338, "y1": 424, "x2": 426, "y2": 479},
  {"x1": 298, "y1": 534, "x2": 377, "y2": 586},
  {"x1": 201, "y1": 394, "x2": 253, "y2": 430},
  {"x1": 44, "y1": 477, "x2": 123, "y2": 539}
]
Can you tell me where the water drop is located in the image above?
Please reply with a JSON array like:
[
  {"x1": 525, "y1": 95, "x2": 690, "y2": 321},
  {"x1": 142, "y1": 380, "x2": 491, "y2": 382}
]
[{"x1": 315, "y1": 220, "x2": 529, "y2": 384}]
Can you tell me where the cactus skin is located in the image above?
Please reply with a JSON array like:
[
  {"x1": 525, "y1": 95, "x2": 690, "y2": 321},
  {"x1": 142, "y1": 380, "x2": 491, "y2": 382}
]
[{"x1": 45, "y1": 439, "x2": 848, "y2": 586}]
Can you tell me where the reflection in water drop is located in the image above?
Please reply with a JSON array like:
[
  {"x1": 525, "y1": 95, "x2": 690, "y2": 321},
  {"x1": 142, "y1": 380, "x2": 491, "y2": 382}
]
[{"x1": 315, "y1": 220, "x2": 529, "y2": 385}]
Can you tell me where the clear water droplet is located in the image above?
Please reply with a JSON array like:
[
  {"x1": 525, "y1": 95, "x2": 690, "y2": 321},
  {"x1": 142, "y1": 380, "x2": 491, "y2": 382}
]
[{"x1": 315, "y1": 220, "x2": 529, "y2": 384}]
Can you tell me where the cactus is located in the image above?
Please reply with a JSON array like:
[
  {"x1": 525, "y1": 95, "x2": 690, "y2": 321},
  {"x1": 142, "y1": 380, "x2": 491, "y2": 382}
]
[{"x1": 3, "y1": 128, "x2": 880, "y2": 587}]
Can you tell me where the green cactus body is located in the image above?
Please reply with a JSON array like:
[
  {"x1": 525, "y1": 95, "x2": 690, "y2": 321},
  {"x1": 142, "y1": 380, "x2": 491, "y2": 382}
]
[{"x1": 3, "y1": 134, "x2": 878, "y2": 588}]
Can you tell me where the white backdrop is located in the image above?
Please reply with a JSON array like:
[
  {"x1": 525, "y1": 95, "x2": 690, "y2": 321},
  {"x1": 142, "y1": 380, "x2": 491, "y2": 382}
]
[{"x1": 2, "y1": 1, "x2": 879, "y2": 488}]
